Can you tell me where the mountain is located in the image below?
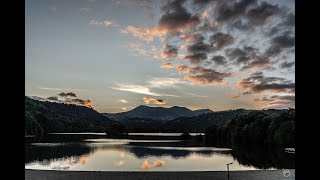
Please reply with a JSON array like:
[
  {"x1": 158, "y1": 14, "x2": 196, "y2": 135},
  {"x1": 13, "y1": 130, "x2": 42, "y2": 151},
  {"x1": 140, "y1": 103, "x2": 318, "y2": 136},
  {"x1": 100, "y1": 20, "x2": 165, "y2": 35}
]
[
  {"x1": 25, "y1": 97, "x2": 124, "y2": 135},
  {"x1": 161, "y1": 109, "x2": 286, "y2": 132},
  {"x1": 103, "y1": 105, "x2": 213, "y2": 120}
]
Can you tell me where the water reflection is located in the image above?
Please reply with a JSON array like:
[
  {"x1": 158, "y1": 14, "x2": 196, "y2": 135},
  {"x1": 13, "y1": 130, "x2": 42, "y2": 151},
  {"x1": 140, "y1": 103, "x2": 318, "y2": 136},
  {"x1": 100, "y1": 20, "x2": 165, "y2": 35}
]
[
  {"x1": 25, "y1": 135, "x2": 294, "y2": 171},
  {"x1": 230, "y1": 145, "x2": 295, "y2": 169},
  {"x1": 25, "y1": 143, "x2": 94, "y2": 164},
  {"x1": 141, "y1": 160, "x2": 166, "y2": 170}
]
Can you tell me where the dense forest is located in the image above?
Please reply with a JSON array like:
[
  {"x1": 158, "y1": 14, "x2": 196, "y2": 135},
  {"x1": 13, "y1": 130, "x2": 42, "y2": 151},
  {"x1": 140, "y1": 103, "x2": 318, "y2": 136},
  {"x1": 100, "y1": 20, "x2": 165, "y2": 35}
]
[
  {"x1": 117, "y1": 109, "x2": 284, "y2": 133},
  {"x1": 205, "y1": 109, "x2": 295, "y2": 146},
  {"x1": 25, "y1": 97, "x2": 125, "y2": 136}
]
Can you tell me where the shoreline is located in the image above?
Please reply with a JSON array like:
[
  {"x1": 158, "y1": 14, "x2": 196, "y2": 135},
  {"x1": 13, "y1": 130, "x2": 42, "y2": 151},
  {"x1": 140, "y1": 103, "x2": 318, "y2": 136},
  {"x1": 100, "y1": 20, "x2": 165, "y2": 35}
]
[{"x1": 25, "y1": 169, "x2": 295, "y2": 180}]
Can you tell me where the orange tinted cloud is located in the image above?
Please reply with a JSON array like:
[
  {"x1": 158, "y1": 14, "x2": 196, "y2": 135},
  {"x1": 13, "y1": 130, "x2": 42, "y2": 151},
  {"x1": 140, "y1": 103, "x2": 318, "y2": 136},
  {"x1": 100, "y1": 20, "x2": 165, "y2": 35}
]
[
  {"x1": 177, "y1": 65, "x2": 191, "y2": 74},
  {"x1": 124, "y1": 26, "x2": 166, "y2": 42},
  {"x1": 143, "y1": 97, "x2": 166, "y2": 105},
  {"x1": 161, "y1": 63, "x2": 175, "y2": 69},
  {"x1": 177, "y1": 65, "x2": 234, "y2": 85},
  {"x1": 160, "y1": 44, "x2": 178, "y2": 59},
  {"x1": 65, "y1": 98, "x2": 94, "y2": 109}
]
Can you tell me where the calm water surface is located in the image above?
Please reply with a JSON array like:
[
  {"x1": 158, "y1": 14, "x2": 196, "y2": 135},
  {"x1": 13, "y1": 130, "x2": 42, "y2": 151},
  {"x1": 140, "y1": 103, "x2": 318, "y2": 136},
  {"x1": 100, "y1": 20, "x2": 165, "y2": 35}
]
[
  {"x1": 25, "y1": 133, "x2": 294, "y2": 171},
  {"x1": 49, "y1": 133, "x2": 205, "y2": 136}
]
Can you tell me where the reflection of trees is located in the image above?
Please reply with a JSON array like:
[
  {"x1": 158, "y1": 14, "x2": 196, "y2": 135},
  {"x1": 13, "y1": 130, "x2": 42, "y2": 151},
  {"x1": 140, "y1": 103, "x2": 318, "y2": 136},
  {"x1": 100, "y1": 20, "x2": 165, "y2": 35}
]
[
  {"x1": 126, "y1": 146, "x2": 231, "y2": 159},
  {"x1": 25, "y1": 143, "x2": 94, "y2": 164},
  {"x1": 128, "y1": 146, "x2": 192, "y2": 159},
  {"x1": 230, "y1": 145, "x2": 295, "y2": 169}
]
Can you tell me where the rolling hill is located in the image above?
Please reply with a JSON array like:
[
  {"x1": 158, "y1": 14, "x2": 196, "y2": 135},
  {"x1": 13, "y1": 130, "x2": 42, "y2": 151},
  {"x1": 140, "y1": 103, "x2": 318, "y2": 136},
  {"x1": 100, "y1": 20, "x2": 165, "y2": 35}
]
[
  {"x1": 103, "y1": 105, "x2": 213, "y2": 120},
  {"x1": 161, "y1": 109, "x2": 286, "y2": 132},
  {"x1": 25, "y1": 97, "x2": 124, "y2": 135}
]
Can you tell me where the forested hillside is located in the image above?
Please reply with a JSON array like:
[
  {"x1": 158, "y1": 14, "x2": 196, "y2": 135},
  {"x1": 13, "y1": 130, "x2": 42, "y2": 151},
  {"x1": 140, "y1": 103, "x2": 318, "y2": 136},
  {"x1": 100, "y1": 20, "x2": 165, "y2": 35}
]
[
  {"x1": 205, "y1": 109, "x2": 295, "y2": 146},
  {"x1": 25, "y1": 97, "x2": 124, "y2": 136}
]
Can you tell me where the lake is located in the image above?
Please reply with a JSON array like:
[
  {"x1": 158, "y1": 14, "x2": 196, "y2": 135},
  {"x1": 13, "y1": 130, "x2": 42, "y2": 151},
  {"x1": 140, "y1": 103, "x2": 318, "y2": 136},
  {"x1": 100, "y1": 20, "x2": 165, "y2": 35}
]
[{"x1": 25, "y1": 133, "x2": 294, "y2": 171}]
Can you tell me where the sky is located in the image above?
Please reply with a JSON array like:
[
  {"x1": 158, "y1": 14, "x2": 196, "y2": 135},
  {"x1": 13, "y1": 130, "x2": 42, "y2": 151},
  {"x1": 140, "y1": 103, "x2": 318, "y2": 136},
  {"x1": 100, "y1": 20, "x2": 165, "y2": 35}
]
[{"x1": 25, "y1": 0, "x2": 295, "y2": 113}]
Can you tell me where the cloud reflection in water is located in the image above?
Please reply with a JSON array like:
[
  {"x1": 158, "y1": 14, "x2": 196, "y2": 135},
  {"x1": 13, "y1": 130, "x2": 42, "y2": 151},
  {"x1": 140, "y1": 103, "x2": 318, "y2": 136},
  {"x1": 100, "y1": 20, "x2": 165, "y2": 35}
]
[{"x1": 141, "y1": 160, "x2": 166, "y2": 170}]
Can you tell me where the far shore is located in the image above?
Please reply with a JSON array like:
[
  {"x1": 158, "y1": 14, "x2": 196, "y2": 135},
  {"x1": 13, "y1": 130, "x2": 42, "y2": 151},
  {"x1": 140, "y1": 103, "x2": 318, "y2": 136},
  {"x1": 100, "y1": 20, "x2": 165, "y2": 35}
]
[{"x1": 25, "y1": 169, "x2": 295, "y2": 180}]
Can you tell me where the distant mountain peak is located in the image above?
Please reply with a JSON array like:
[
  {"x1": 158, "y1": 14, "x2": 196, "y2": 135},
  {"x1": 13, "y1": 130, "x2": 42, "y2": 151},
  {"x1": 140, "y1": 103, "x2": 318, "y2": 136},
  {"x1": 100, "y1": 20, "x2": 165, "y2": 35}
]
[
  {"x1": 135, "y1": 105, "x2": 149, "y2": 109},
  {"x1": 104, "y1": 105, "x2": 213, "y2": 120},
  {"x1": 171, "y1": 106, "x2": 188, "y2": 109}
]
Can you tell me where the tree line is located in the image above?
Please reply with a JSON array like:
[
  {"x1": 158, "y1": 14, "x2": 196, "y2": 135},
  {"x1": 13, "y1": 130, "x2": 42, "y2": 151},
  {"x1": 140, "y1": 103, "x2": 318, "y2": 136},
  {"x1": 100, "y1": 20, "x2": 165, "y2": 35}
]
[{"x1": 205, "y1": 109, "x2": 295, "y2": 146}]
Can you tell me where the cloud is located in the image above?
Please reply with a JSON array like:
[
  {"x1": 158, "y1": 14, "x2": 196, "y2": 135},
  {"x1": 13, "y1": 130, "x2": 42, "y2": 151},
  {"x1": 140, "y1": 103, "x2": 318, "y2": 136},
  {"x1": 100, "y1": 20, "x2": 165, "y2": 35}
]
[
  {"x1": 280, "y1": 61, "x2": 295, "y2": 69},
  {"x1": 255, "y1": 95, "x2": 295, "y2": 102},
  {"x1": 89, "y1": 20, "x2": 119, "y2": 27},
  {"x1": 112, "y1": 83, "x2": 162, "y2": 96},
  {"x1": 184, "y1": 92, "x2": 208, "y2": 97},
  {"x1": 58, "y1": 92, "x2": 77, "y2": 97},
  {"x1": 185, "y1": 72, "x2": 231, "y2": 85},
  {"x1": 116, "y1": 0, "x2": 294, "y2": 97},
  {"x1": 211, "y1": 55, "x2": 227, "y2": 65},
  {"x1": 216, "y1": 0, "x2": 257, "y2": 22},
  {"x1": 147, "y1": 77, "x2": 189, "y2": 88},
  {"x1": 161, "y1": 44, "x2": 178, "y2": 59},
  {"x1": 246, "y1": 1, "x2": 280, "y2": 25},
  {"x1": 202, "y1": 10, "x2": 209, "y2": 19},
  {"x1": 141, "y1": 160, "x2": 166, "y2": 170},
  {"x1": 124, "y1": 26, "x2": 156, "y2": 42},
  {"x1": 242, "y1": 91, "x2": 253, "y2": 95},
  {"x1": 282, "y1": 13, "x2": 295, "y2": 27},
  {"x1": 226, "y1": 48, "x2": 250, "y2": 64},
  {"x1": 128, "y1": 43, "x2": 149, "y2": 57},
  {"x1": 161, "y1": 62, "x2": 175, "y2": 69},
  {"x1": 231, "y1": 19, "x2": 250, "y2": 31},
  {"x1": 192, "y1": 0, "x2": 215, "y2": 7},
  {"x1": 177, "y1": 65, "x2": 234, "y2": 85},
  {"x1": 65, "y1": 98, "x2": 94, "y2": 109},
  {"x1": 185, "y1": 53, "x2": 207, "y2": 64},
  {"x1": 184, "y1": 66, "x2": 234, "y2": 85},
  {"x1": 180, "y1": 33, "x2": 204, "y2": 43},
  {"x1": 209, "y1": 32, "x2": 235, "y2": 50},
  {"x1": 238, "y1": 72, "x2": 295, "y2": 93},
  {"x1": 232, "y1": 95, "x2": 241, "y2": 98},
  {"x1": 264, "y1": 31, "x2": 295, "y2": 57},
  {"x1": 177, "y1": 65, "x2": 192, "y2": 74},
  {"x1": 38, "y1": 87, "x2": 88, "y2": 92},
  {"x1": 197, "y1": 19, "x2": 220, "y2": 32},
  {"x1": 158, "y1": 0, "x2": 200, "y2": 34},
  {"x1": 143, "y1": 97, "x2": 166, "y2": 105},
  {"x1": 187, "y1": 41, "x2": 212, "y2": 53},
  {"x1": 118, "y1": 99, "x2": 128, "y2": 103},
  {"x1": 254, "y1": 95, "x2": 295, "y2": 109},
  {"x1": 225, "y1": 46, "x2": 272, "y2": 70},
  {"x1": 47, "y1": 96, "x2": 59, "y2": 101},
  {"x1": 240, "y1": 55, "x2": 271, "y2": 70},
  {"x1": 272, "y1": 32, "x2": 295, "y2": 48},
  {"x1": 111, "y1": 80, "x2": 180, "y2": 97}
]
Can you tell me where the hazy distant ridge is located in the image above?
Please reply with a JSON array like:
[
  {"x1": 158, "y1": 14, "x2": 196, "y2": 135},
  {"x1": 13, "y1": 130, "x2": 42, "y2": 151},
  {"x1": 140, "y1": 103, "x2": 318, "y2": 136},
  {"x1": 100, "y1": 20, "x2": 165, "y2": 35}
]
[{"x1": 103, "y1": 105, "x2": 213, "y2": 120}]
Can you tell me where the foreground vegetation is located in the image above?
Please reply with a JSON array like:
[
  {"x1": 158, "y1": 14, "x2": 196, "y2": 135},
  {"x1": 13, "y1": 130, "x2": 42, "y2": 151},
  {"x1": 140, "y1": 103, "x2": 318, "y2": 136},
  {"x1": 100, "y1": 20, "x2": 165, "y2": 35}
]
[
  {"x1": 25, "y1": 97, "x2": 125, "y2": 137},
  {"x1": 205, "y1": 109, "x2": 295, "y2": 146}
]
